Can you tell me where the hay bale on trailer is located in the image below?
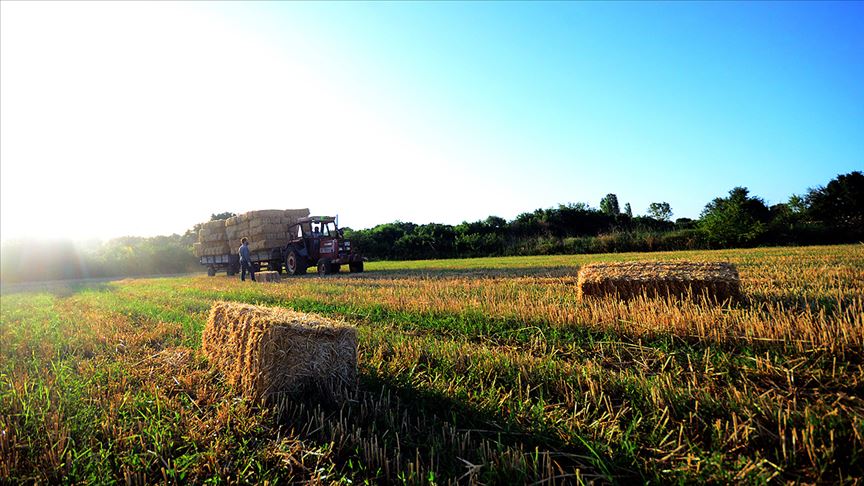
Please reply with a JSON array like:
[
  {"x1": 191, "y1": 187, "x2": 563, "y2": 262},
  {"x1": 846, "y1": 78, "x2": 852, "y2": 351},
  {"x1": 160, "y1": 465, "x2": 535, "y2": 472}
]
[
  {"x1": 225, "y1": 208, "x2": 310, "y2": 251},
  {"x1": 195, "y1": 220, "x2": 230, "y2": 257},
  {"x1": 576, "y1": 261, "x2": 741, "y2": 303},
  {"x1": 201, "y1": 301, "x2": 357, "y2": 401}
]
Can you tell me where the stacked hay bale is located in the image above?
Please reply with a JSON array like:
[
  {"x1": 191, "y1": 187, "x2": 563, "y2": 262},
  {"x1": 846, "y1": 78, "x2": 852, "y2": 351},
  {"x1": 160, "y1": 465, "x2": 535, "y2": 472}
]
[
  {"x1": 201, "y1": 301, "x2": 357, "y2": 401},
  {"x1": 225, "y1": 209, "x2": 310, "y2": 252},
  {"x1": 193, "y1": 220, "x2": 229, "y2": 257},
  {"x1": 576, "y1": 261, "x2": 741, "y2": 303}
]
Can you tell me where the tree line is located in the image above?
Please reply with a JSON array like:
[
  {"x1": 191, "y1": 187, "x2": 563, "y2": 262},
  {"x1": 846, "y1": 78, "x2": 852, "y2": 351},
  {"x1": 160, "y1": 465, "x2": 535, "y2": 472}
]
[
  {"x1": 344, "y1": 171, "x2": 863, "y2": 260},
  {"x1": 1, "y1": 171, "x2": 860, "y2": 283}
]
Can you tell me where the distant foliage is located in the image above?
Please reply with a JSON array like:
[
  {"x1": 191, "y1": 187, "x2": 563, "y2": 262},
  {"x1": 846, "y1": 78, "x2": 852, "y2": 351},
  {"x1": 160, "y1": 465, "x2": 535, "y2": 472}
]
[
  {"x1": 806, "y1": 171, "x2": 864, "y2": 236},
  {"x1": 600, "y1": 193, "x2": 620, "y2": 215},
  {"x1": 699, "y1": 187, "x2": 771, "y2": 247},
  {"x1": 349, "y1": 172, "x2": 862, "y2": 261},
  {"x1": 211, "y1": 212, "x2": 237, "y2": 221},
  {"x1": 647, "y1": 202, "x2": 673, "y2": 222},
  {"x1": 1, "y1": 235, "x2": 198, "y2": 284}
]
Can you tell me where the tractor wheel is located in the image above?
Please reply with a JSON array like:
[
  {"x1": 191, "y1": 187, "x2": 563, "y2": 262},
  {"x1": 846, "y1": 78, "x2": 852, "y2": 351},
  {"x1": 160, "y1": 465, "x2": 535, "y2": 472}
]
[
  {"x1": 207, "y1": 266, "x2": 216, "y2": 277},
  {"x1": 331, "y1": 264, "x2": 341, "y2": 274},
  {"x1": 286, "y1": 250, "x2": 307, "y2": 275},
  {"x1": 349, "y1": 262, "x2": 364, "y2": 273},
  {"x1": 317, "y1": 259, "x2": 332, "y2": 276}
]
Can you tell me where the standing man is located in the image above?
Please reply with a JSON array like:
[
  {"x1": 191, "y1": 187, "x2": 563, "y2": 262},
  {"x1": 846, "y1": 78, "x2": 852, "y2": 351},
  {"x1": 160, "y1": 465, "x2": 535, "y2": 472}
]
[{"x1": 239, "y1": 237, "x2": 256, "y2": 282}]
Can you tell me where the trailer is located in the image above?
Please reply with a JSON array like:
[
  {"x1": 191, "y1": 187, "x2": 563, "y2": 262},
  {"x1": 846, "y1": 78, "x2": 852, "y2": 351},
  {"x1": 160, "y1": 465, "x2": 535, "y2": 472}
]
[
  {"x1": 200, "y1": 254, "x2": 239, "y2": 277},
  {"x1": 200, "y1": 216, "x2": 364, "y2": 277}
]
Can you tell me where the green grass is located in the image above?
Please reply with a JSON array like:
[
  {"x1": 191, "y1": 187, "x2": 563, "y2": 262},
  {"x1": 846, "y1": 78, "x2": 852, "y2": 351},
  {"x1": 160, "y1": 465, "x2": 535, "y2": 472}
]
[{"x1": 1, "y1": 244, "x2": 863, "y2": 483}]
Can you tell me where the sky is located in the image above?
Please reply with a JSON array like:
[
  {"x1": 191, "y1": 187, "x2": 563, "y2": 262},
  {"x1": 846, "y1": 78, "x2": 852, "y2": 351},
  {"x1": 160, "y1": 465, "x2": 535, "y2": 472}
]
[{"x1": 1, "y1": 1, "x2": 862, "y2": 241}]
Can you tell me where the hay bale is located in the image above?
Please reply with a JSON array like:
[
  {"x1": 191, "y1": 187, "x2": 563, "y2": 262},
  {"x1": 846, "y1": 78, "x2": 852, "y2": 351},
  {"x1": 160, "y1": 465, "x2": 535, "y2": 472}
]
[
  {"x1": 576, "y1": 261, "x2": 741, "y2": 303},
  {"x1": 224, "y1": 208, "x2": 310, "y2": 247},
  {"x1": 256, "y1": 271, "x2": 281, "y2": 283},
  {"x1": 198, "y1": 220, "x2": 228, "y2": 243},
  {"x1": 201, "y1": 301, "x2": 357, "y2": 401}
]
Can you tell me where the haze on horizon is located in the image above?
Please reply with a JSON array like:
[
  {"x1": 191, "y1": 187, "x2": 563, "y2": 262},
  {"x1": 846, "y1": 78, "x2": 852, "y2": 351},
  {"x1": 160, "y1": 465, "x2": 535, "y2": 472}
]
[{"x1": 1, "y1": 1, "x2": 861, "y2": 243}]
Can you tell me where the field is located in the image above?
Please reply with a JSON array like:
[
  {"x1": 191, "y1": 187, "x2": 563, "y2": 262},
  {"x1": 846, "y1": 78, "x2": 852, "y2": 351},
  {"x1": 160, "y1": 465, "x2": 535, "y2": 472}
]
[{"x1": 1, "y1": 245, "x2": 863, "y2": 484}]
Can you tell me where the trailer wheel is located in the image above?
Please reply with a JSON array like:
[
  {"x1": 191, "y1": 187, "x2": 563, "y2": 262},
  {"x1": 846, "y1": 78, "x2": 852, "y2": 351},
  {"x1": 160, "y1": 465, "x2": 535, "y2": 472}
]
[
  {"x1": 270, "y1": 260, "x2": 282, "y2": 274},
  {"x1": 317, "y1": 259, "x2": 332, "y2": 276},
  {"x1": 207, "y1": 266, "x2": 216, "y2": 277},
  {"x1": 286, "y1": 250, "x2": 307, "y2": 275},
  {"x1": 349, "y1": 262, "x2": 364, "y2": 273}
]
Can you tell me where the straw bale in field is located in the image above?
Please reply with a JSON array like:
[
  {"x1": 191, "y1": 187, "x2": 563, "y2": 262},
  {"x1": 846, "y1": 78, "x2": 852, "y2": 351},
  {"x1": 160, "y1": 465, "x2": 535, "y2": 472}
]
[
  {"x1": 201, "y1": 301, "x2": 357, "y2": 401},
  {"x1": 576, "y1": 261, "x2": 741, "y2": 303},
  {"x1": 256, "y1": 271, "x2": 281, "y2": 283}
]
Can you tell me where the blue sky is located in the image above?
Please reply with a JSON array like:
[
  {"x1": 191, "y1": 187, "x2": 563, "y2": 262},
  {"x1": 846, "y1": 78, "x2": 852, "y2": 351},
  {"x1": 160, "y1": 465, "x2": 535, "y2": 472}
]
[{"x1": 1, "y1": 1, "x2": 861, "y2": 239}]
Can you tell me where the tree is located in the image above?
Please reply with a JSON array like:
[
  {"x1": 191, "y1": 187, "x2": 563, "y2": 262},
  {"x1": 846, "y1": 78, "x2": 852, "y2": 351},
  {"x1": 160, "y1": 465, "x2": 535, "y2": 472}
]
[
  {"x1": 805, "y1": 171, "x2": 864, "y2": 233},
  {"x1": 624, "y1": 203, "x2": 633, "y2": 217},
  {"x1": 600, "y1": 194, "x2": 620, "y2": 215},
  {"x1": 787, "y1": 194, "x2": 807, "y2": 214},
  {"x1": 211, "y1": 212, "x2": 236, "y2": 221},
  {"x1": 647, "y1": 202, "x2": 673, "y2": 222},
  {"x1": 699, "y1": 187, "x2": 770, "y2": 247}
]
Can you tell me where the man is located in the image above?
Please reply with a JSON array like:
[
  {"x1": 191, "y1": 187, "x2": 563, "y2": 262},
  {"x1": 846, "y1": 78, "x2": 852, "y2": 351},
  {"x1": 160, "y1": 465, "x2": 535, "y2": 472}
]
[{"x1": 239, "y1": 237, "x2": 256, "y2": 282}]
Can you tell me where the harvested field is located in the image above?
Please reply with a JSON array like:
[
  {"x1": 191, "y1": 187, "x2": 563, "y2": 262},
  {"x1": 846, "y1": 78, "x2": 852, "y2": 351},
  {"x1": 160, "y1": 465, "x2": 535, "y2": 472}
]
[
  {"x1": 202, "y1": 301, "x2": 356, "y2": 401},
  {"x1": 1, "y1": 245, "x2": 862, "y2": 484},
  {"x1": 577, "y1": 260, "x2": 741, "y2": 302}
]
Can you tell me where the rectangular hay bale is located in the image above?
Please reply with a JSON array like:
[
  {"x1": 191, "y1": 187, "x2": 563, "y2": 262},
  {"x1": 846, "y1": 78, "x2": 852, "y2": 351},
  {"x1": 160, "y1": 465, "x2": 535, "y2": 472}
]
[
  {"x1": 256, "y1": 271, "x2": 281, "y2": 283},
  {"x1": 201, "y1": 301, "x2": 357, "y2": 401},
  {"x1": 576, "y1": 261, "x2": 741, "y2": 303}
]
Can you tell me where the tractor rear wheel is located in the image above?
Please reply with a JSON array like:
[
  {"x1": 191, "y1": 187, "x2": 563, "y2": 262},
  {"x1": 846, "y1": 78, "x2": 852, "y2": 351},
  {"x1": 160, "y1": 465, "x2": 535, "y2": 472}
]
[
  {"x1": 286, "y1": 250, "x2": 307, "y2": 275},
  {"x1": 349, "y1": 262, "x2": 364, "y2": 273}
]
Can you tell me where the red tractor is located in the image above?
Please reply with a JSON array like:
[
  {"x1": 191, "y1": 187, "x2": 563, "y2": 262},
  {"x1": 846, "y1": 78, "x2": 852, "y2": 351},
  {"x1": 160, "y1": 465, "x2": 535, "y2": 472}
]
[{"x1": 283, "y1": 216, "x2": 364, "y2": 276}]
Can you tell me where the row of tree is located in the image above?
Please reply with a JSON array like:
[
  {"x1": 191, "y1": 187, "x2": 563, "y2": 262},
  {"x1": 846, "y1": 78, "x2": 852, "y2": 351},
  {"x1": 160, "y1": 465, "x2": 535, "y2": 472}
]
[
  {"x1": 1, "y1": 171, "x2": 860, "y2": 283},
  {"x1": 0, "y1": 234, "x2": 200, "y2": 284},
  {"x1": 344, "y1": 171, "x2": 863, "y2": 260}
]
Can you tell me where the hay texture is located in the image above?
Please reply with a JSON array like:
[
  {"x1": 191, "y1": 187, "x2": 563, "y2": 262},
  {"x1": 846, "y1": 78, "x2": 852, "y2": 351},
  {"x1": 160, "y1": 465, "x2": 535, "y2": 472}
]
[
  {"x1": 576, "y1": 261, "x2": 741, "y2": 303},
  {"x1": 195, "y1": 220, "x2": 230, "y2": 257},
  {"x1": 226, "y1": 208, "x2": 310, "y2": 252},
  {"x1": 201, "y1": 301, "x2": 357, "y2": 401},
  {"x1": 256, "y1": 271, "x2": 281, "y2": 283}
]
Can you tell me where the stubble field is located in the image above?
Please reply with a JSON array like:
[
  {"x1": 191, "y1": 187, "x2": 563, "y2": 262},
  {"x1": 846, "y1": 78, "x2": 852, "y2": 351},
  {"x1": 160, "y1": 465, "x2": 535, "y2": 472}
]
[{"x1": 1, "y1": 245, "x2": 862, "y2": 484}]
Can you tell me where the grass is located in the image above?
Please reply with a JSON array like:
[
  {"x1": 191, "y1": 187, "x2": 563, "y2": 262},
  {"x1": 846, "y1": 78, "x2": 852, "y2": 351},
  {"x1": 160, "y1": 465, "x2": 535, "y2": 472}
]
[{"x1": 1, "y1": 244, "x2": 863, "y2": 483}]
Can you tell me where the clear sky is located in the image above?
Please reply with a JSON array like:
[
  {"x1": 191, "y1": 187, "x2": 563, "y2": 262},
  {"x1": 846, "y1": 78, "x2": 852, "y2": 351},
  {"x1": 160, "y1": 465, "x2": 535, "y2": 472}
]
[{"x1": 1, "y1": 1, "x2": 861, "y2": 241}]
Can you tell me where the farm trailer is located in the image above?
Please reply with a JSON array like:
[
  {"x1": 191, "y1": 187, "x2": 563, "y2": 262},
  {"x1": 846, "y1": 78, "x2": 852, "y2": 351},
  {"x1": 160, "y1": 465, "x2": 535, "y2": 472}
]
[{"x1": 201, "y1": 216, "x2": 365, "y2": 277}]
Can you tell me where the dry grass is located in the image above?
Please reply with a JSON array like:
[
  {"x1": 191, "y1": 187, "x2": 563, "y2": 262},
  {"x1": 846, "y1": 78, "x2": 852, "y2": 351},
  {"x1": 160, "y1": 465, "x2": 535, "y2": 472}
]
[
  {"x1": 201, "y1": 301, "x2": 357, "y2": 401},
  {"x1": 1, "y1": 244, "x2": 862, "y2": 483},
  {"x1": 576, "y1": 260, "x2": 741, "y2": 303}
]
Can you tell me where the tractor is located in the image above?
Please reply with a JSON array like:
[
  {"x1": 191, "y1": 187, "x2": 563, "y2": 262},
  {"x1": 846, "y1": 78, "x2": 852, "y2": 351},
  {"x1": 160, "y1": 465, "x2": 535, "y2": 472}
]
[{"x1": 283, "y1": 216, "x2": 364, "y2": 276}]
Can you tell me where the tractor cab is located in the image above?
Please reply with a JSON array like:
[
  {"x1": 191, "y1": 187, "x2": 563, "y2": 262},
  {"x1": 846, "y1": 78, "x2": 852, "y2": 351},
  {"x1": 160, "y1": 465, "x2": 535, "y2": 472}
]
[{"x1": 284, "y1": 216, "x2": 364, "y2": 275}]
